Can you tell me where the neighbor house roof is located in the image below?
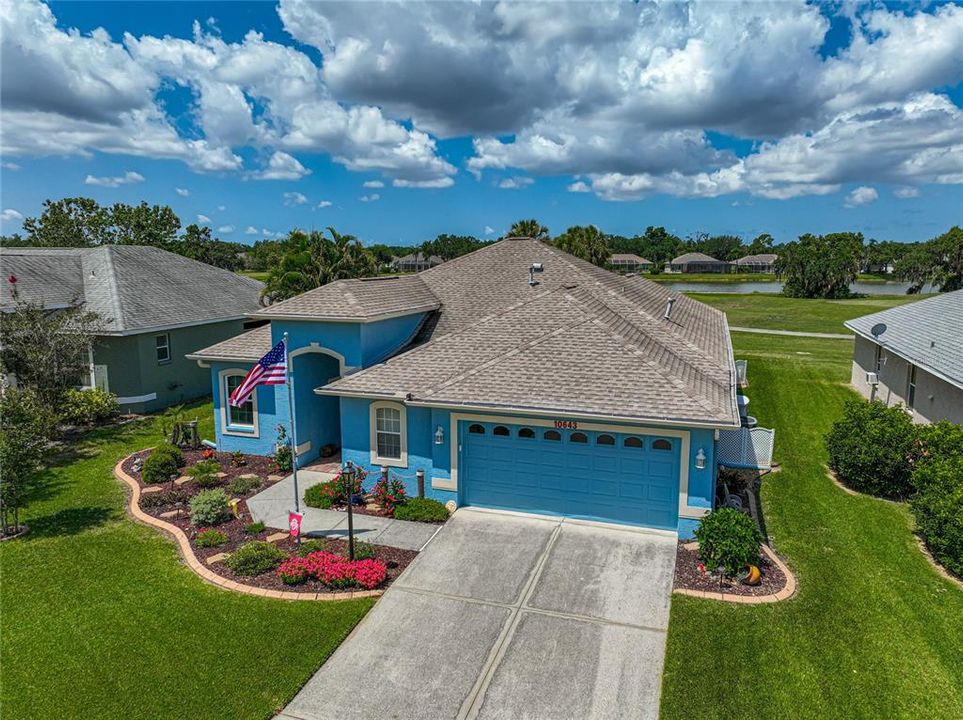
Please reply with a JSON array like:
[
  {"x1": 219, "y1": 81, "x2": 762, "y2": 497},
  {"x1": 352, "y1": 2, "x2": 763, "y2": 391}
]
[
  {"x1": 0, "y1": 245, "x2": 263, "y2": 335},
  {"x1": 609, "y1": 253, "x2": 652, "y2": 264},
  {"x1": 670, "y1": 252, "x2": 729, "y2": 265},
  {"x1": 845, "y1": 290, "x2": 963, "y2": 390},
  {"x1": 185, "y1": 324, "x2": 272, "y2": 363},
  {"x1": 320, "y1": 238, "x2": 739, "y2": 427},
  {"x1": 252, "y1": 274, "x2": 441, "y2": 322},
  {"x1": 393, "y1": 252, "x2": 443, "y2": 265},
  {"x1": 734, "y1": 254, "x2": 778, "y2": 265}
]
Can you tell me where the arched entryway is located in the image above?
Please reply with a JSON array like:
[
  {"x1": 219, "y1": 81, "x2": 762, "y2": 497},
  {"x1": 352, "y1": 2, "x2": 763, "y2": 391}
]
[{"x1": 289, "y1": 347, "x2": 343, "y2": 464}]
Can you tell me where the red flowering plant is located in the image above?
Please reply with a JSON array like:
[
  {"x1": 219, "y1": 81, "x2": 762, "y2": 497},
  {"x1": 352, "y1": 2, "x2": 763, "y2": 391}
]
[
  {"x1": 276, "y1": 551, "x2": 387, "y2": 589},
  {"x1": 372, "y1": 474, "x2": 407, "y2": 516},
  {"x1": 333, "y1": 466, "x2": 367, "y2": 505},
  {"x1": 201, "y1": 447, "x2": 216, "y2": 460}
]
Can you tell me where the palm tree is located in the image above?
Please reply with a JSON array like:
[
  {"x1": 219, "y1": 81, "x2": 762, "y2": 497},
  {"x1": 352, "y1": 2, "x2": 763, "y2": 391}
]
[
  {"x1": 554, "y1": 225, "x2": 611, "y2": 267},
  {"x1": 508, "y1": 219, "x2": 549, "y2": 241}
]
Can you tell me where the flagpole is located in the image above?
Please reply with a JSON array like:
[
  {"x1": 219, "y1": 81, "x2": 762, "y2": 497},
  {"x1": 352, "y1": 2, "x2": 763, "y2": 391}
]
[{"x1": 283, "y1": 332, "x2": 301, "y2": 547}]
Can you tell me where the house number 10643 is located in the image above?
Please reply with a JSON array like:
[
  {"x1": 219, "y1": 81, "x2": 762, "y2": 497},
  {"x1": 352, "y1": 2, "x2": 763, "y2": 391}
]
[{"x1": 554, "y1": 420, "x2": 578, "y2": 429}]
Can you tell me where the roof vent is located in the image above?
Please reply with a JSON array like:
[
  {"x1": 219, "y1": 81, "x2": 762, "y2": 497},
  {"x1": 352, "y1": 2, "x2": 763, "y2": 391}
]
[
  {"x1": 664, "y1": 297, "x2": 676, "y2": 320},
  {"x1": 528, "y1": 262, "x2": 544, "y2": 286}
]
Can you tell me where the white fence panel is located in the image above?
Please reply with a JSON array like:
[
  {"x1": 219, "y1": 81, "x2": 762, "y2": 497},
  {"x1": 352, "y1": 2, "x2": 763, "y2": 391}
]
[{"x1": 718, "y1": 426, "x2": 775, "y2": 470}]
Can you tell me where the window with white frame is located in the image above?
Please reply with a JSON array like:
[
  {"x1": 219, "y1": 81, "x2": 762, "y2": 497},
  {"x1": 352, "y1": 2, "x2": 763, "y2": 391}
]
[
  {"x1": 155, "y1": 333, "x2": 171, "y2": 363},
  {"x1": 370, "y1": 402, "x2": 406, "y2": 466},
  {"x1": 906, "y1": 364, "x2": 917, "y2": 409},
  {"x1": 224, "y1": 373, "x2": 255, "y2": 428}
]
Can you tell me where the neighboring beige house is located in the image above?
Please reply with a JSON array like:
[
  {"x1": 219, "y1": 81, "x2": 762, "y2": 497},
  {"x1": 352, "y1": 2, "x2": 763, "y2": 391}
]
[
  {"x1": 733, "y1": 253, "x2": 778, "y2": 273},
  {"x1": 666, "y1": 252, "x2": 732, "y2": 274},
  {"x1": 845, "y1": 290, "x2": 963, "y2": 424},
  {"x1": 608, "y1": 253, "x2": 653, "y2": 274},
  {"x1": 392, "y1": 252, "x2": 443, "y2": 273}
]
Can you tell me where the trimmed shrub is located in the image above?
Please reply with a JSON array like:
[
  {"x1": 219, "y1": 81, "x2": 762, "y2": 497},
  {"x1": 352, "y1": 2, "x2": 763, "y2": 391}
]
[
  {"x1": 349, "y1": 541, "x2": 377, "y2": 560},
  {"x1": 229, "y1": 475, "x2": 262, "y2": 496},
  {"x1": 142, "y1": 444, "x2": 183, "y2": 485},
  {"x1": 195, "y1": 528, "x2": 229, "y2": 548},
  {"x1": 917, "y1": 421, "x2": 963, "y2": 472},
  {"x1": 825, "y1": 399, "x2": 918, "y2": 499},
  {"x1": 139, "y1": 489, "x2": 188, "y2": 509},
  {"x1": 187, "y1": 459, "x2": 221, "y2": 488},
  {"x1": 694, "y1": 508, "x2": 762, "y2": 577},
  {"x1": 244, "y1": 521, "x2": 266, "y2": 535},
  {"x1": 393, "y1": 497, "x2": 449, "y2": 523},
  {"x1": 225, "y1": 541, "x2": 286, "y2": 576},
  {"x1": 189, "y1": 489, "x2": 230, "y2": 526},
  {"x1": 297, "y1": 539, "x2": 329, "y2": 556},
  {"x1": 303, "y1": 474, "x2": 364, "y2": 509},
  {"x1": 59, "y1": 387, "x2": 118, "y2": 426},
  {"x1": 911, "y1": 457, "x2": 963, "y2": 577}
]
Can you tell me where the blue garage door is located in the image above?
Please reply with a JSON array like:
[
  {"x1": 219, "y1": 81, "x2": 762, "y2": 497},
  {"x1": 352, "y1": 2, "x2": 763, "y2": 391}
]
[{"x1": 461, "y1": 421, "x2": 680, "y2": 529}]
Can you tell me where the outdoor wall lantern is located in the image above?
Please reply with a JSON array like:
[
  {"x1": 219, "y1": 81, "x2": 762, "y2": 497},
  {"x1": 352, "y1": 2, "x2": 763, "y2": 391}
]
[
  {"x1": 434, "y1": 425, "x2": 445, "y2": 445},
  {"x1": 695, "y1": 448, "x2": 706, "y2": 470}
]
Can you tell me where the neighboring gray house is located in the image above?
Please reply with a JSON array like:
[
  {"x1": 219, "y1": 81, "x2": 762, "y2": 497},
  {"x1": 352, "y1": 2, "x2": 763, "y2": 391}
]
[
  {"x1": 666, "y1": 252, "x2": 732, "y2": 273},
  {"x1": 1, "y1": 245, "x2": 264, "y2": 413},
  {"x1": 608, "y1": 253, "x2": 653, "y2": 274},
  {"x1": 733, "y1": 253, "x2": 778, "y2": 273},
  {"x1": 845, "y1": 290, "x2": 963, "y2": 424},
  {"x1": 392, "y1": 252, "x2": 443, "y2": 273}
]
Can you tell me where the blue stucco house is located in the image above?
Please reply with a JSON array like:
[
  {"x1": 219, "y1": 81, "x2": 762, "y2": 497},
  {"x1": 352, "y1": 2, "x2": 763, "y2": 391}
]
[{"x1": 188, "y1": 237, "x2": 740, "y2": 537}]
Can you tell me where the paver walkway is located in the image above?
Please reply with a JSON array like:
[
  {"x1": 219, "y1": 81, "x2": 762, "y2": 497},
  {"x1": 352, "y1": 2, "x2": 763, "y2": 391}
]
[
  {"x1": 730, "y1": 326, "x2": 852, "y2": 339},
  {"x1": 277, "y1": 508, "x2": 677, "y2": 720},
  {"x1": 246, "y1": 471, "x2": 440, "y2": 551}
]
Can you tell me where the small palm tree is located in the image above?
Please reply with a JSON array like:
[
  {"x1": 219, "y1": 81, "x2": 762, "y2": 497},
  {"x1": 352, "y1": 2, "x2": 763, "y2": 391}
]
[
  {"x1": 554, "y1": 225, "x2": 611, "y2": 267},
  {"x1": 508, "y1": 219, "x2": 549, "y2": 241}
]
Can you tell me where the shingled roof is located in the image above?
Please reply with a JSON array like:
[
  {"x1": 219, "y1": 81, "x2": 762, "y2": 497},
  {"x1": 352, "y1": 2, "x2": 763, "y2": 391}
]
[
  {"x1": 845, "y1": 290, "x2": 963, "y2": 389},
  {"x1": 322, "y1": 238, "x2": 739, "y2": 427},
  {"x1": 253, "y1": 274, "x2": 440, "y2": 322},
  {"x1": 1, "y1": 246, "x2": 263, "y2": 335}
]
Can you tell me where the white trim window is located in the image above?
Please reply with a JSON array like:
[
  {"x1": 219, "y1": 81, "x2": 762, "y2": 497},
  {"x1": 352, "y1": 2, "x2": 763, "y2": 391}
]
[
  {"x1": 906, "y1": 364, "x2": 917, "y2": 409},
  {"x1": 219, "y1": 368, "x2": 259, "y2": 437},
  {"x1": 370, "y1": 401, "x2": 407, "y2": 467},
  {"x1": 155, "y1": 333, "x2": 171, "y2": 364}
]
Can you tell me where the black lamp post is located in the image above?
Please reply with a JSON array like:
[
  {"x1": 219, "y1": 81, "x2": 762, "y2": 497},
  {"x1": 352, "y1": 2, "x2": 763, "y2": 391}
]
[{"x1": 342, "y1": 462, "x2": 356, "y2": 561}]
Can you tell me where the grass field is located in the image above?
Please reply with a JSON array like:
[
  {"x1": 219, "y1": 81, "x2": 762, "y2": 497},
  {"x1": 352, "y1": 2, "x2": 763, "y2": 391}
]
[
  {"x1": 660, "y1": 332, "x2": 963, "y2": 719},
  {"x1": 0, "y1": 401, "x2": 372, "y2": 720},
  {"x1": 647, "y1": 272, "x2": 893, "y2": 284},
  {"x1": 240, "y1": 270, "x2": 269, "y2": 282},
  {"x1": 690, "y1": 292, "x2": 928, "y2": 334}
]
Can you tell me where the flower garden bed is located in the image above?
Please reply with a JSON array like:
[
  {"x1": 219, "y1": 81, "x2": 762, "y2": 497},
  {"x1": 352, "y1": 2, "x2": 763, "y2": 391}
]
[
  {"x1": 118, "y1": 448, "x2": 417, "y2": 597},
  {"x1": 673, "y1": 541, "x2": 795, "y2": 603}
]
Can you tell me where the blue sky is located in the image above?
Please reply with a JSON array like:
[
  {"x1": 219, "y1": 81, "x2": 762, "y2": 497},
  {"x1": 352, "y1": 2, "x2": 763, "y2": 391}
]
[{"x1": 1, "y1": 1, "x2": 961, "y2": 247}]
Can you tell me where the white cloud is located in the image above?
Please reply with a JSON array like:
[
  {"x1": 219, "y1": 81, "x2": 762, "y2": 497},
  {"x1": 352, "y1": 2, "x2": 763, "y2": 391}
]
[
  {"x1": 1, "y1": 209, "x2": 24, "y2": 222},
  {"x1": 317, "y1": 200, "x2": 332, "y2": 208},
  {"x1": 498, "y1": 176, "x2": 534, "y2": 189},
  {"x1": 217, "y1": 205, "x2": 226, "y2": 211},
  {"x1": 262, "y1": 228, "x2": 278, "y2": 237},
  {"x1": 845, "y1": 186, "x2": 879, "y2": 207},
  {"x1": 84, "y1": 170, "x2": 145, "y2": 187},
  {"x1": 197, "y1": 214, "x2": 211, "y2": 223},
  {"x1": 283, "y1": 191, "x2": 308, "y2": 205},
  {"x1": 894, "y1": 186, "x2": 920, "y2": 199},
  {"x1": 252, "y1": 151, "x2": 310, "y2": 181},
  {"x1": 217, "y1": 224, "x2": 234, "y2": 233},
  {"x1": 359, "y1": 193, "x2": 380, "y2": 202},
  {"x1": 363, "y1": 180, "x2": 384, "y2": 188},
  {"x1": 175, "y1": 187, "x2": 190, "y2": 196},
  {"x1": 245, "y1": 226, "x2": 259, "y2": 235},
  {"x1": 567, "y1": 181, "x2": 591, "y2": 193},
  {"x1": 484, "y1": 225, "x2": 494, "y2": 235},
  {"x1": 392, "y1": 177, "x2": 455, "y2": 188},
  {"x1": 2, "y1": 162, "x2": 21, "y2": 171}
]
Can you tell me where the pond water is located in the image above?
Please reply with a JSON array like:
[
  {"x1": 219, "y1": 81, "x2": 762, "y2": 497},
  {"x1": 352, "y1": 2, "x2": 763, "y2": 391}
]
[{"x1": 660, "y1": 280, "x2": 934, "y2": 295}]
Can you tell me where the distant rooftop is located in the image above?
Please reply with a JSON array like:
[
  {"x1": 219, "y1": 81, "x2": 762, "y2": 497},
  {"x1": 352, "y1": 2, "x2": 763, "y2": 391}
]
[{"x1": 670, "y1": 252, "x2": 729, "y2": 264}]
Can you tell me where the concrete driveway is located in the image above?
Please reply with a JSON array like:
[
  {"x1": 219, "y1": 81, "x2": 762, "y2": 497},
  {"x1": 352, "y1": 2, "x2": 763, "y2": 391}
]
[{"x1": 278, "y1": 508, "x2": 677, "y2": 720}]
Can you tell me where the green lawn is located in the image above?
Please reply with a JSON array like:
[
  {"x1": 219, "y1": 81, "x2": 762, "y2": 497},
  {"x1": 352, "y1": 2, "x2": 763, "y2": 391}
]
[
  {"x1": 689, "y1": 292, "x2": 929, "y2": 334},
  {"x1": 660, "y1": 332, "x2": 963, "y2": 719},
  {"x1": 0, "y1": 401, "x2": 372, "y2": 720},
  {"x1": 240, "y1": 270, "x2": 269, "y2": 282},
  {"x1": 649, "y1": 273, "x2": 893, "y2": 284}
]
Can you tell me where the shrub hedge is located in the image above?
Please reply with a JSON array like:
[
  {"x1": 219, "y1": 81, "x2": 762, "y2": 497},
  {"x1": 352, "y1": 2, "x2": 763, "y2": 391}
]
[
  {"x1": 225, "y1": 541, "x2": 287, "y2": 576},
  {"x1": 393, "y1": 497, "x2": 449, "y2": 523},
  {"x1": 142, "y1": 444, "x2": 184, "y2": 485},
  {"x1": 59, "y1": 388, "x2": 118, "y2": 426},
  {"x1": 188, "y1": 489, "x2": 230, "y2": 526},
  {"x1": 825, "y1": 399, "x2": 918, "y2": 498},
  {"x1": 694, "y1": 507, "x2": 762, "y2": 577},
  {"x1": 911, "y1": 457, "x2": 963, "y2": 578}
]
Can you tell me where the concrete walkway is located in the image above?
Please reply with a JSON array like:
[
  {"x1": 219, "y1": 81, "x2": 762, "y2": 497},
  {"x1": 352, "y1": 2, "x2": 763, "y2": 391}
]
[
  {"x1": 246, "y1": 471, "x2": 440, "y2": 551},
  {"x1": 730, "y1": 325, "x2": 852, "y2": 339},
  {"x1": 278, "y1": 508, "x2": 677, "y2": 720}
]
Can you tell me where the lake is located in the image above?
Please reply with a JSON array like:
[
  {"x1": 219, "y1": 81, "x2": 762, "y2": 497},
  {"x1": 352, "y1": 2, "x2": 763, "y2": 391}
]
[{"x1": 660, "y1": 280, "x2": 934, "y2": 295}]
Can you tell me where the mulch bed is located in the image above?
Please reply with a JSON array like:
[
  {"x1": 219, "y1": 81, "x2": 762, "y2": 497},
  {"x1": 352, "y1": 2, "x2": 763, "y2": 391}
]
[
  {"x1": 673, "y1": 542, "x2": 787, "y2": 597},
  {"x1": 123, "y1": 448, "x2": 418, "y2": 595}
]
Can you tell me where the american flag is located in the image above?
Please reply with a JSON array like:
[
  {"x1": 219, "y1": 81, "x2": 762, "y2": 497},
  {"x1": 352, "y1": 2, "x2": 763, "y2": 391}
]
[{"x1": 229, "y1": 340, "x2": 287, "y2": 407}]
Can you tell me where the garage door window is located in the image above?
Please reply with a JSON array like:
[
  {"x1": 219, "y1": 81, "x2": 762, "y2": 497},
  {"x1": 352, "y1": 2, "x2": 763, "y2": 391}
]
[
  {"x1": 624, "y1": 436, "x2": 643, "y2": 449},
  {"x1": 493, "y1": 425, "x2": 511, "y2": 437},
  {"x1": 518, "y1": 427, "x2": 535, "y2": 439},
  {"x1": 544, "y1": 430, "x2": 561, "y2": 441},
  {"x1": 570, "y1": 432, "x2": 588, "y2": 443},
  {"x1": 652, "y1": 439, "x2": 672, "y2": 451},
  {"x1": 469, "y1": 423, "x2": 485, "y2": 434},
  {"x1": 596, "y1": 434, "x2": 615, "y2": 446}
]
